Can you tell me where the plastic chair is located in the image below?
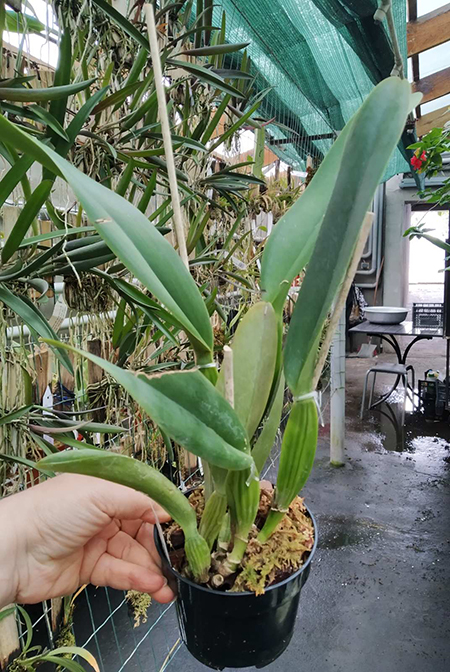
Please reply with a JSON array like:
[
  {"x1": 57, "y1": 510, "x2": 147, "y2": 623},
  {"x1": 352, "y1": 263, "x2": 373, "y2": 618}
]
[{"x1": 360, "y1": 362, "x2": 415, "y2": 424}]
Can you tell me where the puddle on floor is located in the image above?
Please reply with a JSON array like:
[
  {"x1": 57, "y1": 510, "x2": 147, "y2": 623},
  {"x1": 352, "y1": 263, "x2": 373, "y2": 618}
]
[
  {"x1": 356, "y1": 396, "x2": 450, "y2": 465},
  {"x1": 318, "y1": 514, "x2": 385, "y2": 550}
]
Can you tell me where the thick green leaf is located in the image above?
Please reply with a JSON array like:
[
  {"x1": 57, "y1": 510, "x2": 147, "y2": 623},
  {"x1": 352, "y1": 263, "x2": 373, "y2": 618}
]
[
  {"x1": 29, "y1": 432, "x2": 58, "y2": 455},
  {"x1": 252, "y1": 372, "x2": 284, "y2": 472},
  {"x1": 54, "y1": 87, "x2": 109, "y2": 157},
  {"x1": 260, "y1": 119, "x2": 354, "y2": 308},
  {"x1": 0, "y1": 76, "x2": 36, "y2": 88},
  {"x1": 0, "y1": 607, "x2": 15, "y2": 622},
  {"x1": 212, "y1": 69, "x2": 254, "y2": 80},
  {"x1": 47, "y1": 21, "x2": 71, "y2": 145},
  {"x1": 166, "y1": 58, "x2": 245, "y2": 99},
  {"x1": 42, "y1": 339, "x2": 252, "y2": 471},
  {"x1": 5, "y1": 10, "x2": 44, "y2": 34},
  {"x1": 284, "y1": 77, "x2": 417, "y2": 395},
  {"x1": 2, "y1": 179, "x2": 52, "y2": 262},
  {"x1": 18, "y1": 226, "x2": 96, "y2": 248},
  {"x1": 42, "y1": 253, "x2": 108, "y2": 276},
  {"x1": 217, "y1": 302, "x2": 278, "y2": 439},
  {"x1": 202, "y1": 93, "x2": 230, "y2": 144},
  {"x1": 1, "y1": 101, "x2": 68, "y2": 140},
  {"x1": 0, "y1": 452, "x2": 54, "y2": 477},
  {"x1": 181, "y1": 42, "x2": 249, "y2": 56},
  {"x1": 209, "y1": 92, "x2": 267, "y2": 152},
  {"x1": 37, "y1": 448, "x2": 200, "y2": 537},
  {"x1": 50, "y1": 240, "x2": 112, "y2": 264},
  {"x1": 0, "y1": 404, "x2": 33, "y2": 426},
  {"x1": 0, "y1": 79, "x2": 96, "y2": 102},
  {"x1": 7, "y1": 239, "x2": 65, "y2": 280},
  {"x1": 27, "y1": 104, "x2": 70, "y2": 140},
  {"x1": 0, "y1": 152, "x2": 34, "y2": 209},
  {"x1": 47, "y1": 647, "x2": 99, "y2": 672},
  {"x1": 155, "y1": 1, "x2": 187, "y2": 21},
  {"x1": 0, "y1": 115, "x2": 213, "y2": 354},
  {"x1": 92, "y1": 0, "x2": 149, "y2": 50},
  {"x1": 91, "y1": 81, "x2": 141, "y2": 114},
  {"x1": 0, "y1": 286, "x2": 73, "y2": 374},
  {"x1": 38, "y1": 657, "x2": 86, "y2": 672},
  {"x1": 16, "y1": 605, "x2": 33, "y2": 653},
  {"x1": 31, "y1": 417, "x2": 126, "y2": 434}
]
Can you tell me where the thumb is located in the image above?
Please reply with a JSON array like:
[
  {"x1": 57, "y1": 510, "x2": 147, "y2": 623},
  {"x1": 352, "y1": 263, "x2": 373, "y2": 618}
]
[{"x1": 60, "y1": 474, "x2": 172, "y2": 523}]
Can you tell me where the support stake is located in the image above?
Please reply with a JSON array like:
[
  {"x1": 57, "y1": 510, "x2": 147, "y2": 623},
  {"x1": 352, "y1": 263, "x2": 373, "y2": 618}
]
[
  {"x1": 223, "y1": 345, "x2": 234, "y2": 408},
  {"x1": 330, "y1": 309, "x2": 346, "y2": 466},
  {"x1": 144, "y1": 3, "x2": 189, "y2": 268}
]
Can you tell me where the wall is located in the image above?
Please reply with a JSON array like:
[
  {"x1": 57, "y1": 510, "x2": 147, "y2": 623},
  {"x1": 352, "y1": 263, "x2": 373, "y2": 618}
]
[{"x1": 382, "y1": 174, "x2": 421, "y2": 307}]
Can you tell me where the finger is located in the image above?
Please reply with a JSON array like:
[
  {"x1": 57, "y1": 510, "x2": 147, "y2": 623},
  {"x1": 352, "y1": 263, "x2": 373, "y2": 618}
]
[
  {"x1": 120, "y1": 520, "x2": 142, "y2": 539},
  {"x1": 151, "y1": 584, "x2": 175, "y2": 604},
  {"x1": 136, "y1": 522, "x2": 162, "y2": 568},
  {"x1": 140, "y1": 504, "x2": 172, "y2": 525},
  {"x1": 90, "y1": 553, "x2": 167, "y2": 594},
  {"x1": 67, "y1": 474, "x2": 172, "y2": 524},
  {"x1": 107, "y1": 530, "x2": 175, "y2": 603},
  {"x1": 107, "y1": 530, "x2": 156, "y2": 570}
]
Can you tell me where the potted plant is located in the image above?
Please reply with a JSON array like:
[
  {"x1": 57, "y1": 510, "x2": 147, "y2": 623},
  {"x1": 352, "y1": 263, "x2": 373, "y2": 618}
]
[{"x1": 0, "y1": 73, "x2": 418, "y2": 668}]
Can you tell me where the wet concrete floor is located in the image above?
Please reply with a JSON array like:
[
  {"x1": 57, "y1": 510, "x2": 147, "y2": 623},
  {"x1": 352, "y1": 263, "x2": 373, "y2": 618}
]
[
  {"x1": 64, "y1": 351, "x2": 450, "y2": 672},
  {"x1": 170, "y1": 352, "x2": 450, "y2": 672}
]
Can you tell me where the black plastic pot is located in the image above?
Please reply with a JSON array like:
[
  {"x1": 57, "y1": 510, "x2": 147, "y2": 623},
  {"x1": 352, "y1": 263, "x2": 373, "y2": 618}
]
[{"x1": 154, "y1": 505, "x2": 317, "y2": 670}]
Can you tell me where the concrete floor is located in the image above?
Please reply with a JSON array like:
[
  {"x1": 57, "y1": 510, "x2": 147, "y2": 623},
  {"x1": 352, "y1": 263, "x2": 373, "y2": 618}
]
[
  {"x1": 66, "y1": 343, "x2": 450, "y2": 672},
  {"x1": 170, "y1": 347, "x2": 450, "y2": 672}
]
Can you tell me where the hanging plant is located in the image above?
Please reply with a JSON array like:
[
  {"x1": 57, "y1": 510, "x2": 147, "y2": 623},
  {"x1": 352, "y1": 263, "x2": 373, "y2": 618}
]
[{"x1": 63, "y1": 273, "x2": 115, "y2": 313}]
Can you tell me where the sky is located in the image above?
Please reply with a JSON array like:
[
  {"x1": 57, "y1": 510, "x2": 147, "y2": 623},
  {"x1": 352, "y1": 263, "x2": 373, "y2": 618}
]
[{"x1": 409, "y1": 210, "x2": 449, "y2": 284}]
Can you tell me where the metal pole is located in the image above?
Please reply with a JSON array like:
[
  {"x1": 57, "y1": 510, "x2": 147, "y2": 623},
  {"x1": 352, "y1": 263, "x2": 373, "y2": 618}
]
[{"x1": 330, "y1": 308, "x2": 346, "y2": 466}]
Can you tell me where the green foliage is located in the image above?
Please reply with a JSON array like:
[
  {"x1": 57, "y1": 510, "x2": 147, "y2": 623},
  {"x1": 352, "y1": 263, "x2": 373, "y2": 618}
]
[
  {"x1": 405, "y1": 125, "x2": 450, "y2": 252},
  {"x1": 0, "y1": 0, "x2": 416, "y2": 595},
  {"x1": 283, "y1": 77, "x2": 417, "y2": 394}
]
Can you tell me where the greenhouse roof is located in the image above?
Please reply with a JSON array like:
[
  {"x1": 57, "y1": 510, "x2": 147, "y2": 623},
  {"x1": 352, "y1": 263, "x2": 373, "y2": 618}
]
[{"x1": 214, "y1": 0, "x2": 410, "y2": 179}]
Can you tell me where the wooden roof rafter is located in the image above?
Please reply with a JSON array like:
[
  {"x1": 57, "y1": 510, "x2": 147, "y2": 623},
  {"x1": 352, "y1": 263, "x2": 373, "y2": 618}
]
[{"x1": 407, "y1": 1, "x2": 450, "y2": 136}]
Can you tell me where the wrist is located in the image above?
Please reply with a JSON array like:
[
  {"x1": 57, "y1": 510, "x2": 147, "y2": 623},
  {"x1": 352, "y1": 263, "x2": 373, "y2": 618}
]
[{"x1": 0, "y1": 495, "x2": 21, "y2": 608}]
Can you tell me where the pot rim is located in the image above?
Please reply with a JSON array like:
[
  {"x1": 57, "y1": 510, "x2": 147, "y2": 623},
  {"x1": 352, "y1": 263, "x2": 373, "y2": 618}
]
[{"x1": 155, "y1": 501, "x2": 318, "y2": 597}]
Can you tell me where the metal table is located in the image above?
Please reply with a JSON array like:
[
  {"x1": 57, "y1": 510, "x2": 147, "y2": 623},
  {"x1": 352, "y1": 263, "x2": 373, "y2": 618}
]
[
  {"x1": 349, "y1": 320, "x2": 443, "y2": 364},
  {"x1": 349, "y1": 320, "x2": 444, "y2": 409}
]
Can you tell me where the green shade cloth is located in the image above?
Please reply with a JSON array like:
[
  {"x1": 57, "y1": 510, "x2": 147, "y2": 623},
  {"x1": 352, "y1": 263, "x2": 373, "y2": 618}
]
[{"x1": 210, "y1": 0, "x2": 412, "y2": 180}]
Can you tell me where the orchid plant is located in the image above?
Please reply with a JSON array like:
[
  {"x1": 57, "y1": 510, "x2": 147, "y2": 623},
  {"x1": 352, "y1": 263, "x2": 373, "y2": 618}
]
[{"x1": 1, "y1": 76, "x2": 418, "y2": 583}]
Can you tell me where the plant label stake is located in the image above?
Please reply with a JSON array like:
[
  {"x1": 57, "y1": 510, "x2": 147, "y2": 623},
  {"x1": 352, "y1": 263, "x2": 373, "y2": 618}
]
[{"x1": 144, "y1": 3, "x2": 189, "y2": 269}]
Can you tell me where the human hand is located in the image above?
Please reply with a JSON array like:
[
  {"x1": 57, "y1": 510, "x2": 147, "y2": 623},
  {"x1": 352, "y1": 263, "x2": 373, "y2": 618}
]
[{"x1": 0, "y1": 474, "x2": 175, "y2": 608}]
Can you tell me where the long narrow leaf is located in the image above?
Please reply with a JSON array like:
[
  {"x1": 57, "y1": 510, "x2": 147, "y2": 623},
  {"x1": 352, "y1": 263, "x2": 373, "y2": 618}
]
[
  {"x1": 0, "y1": 79, "x2": 96, "y2": 102},
  {"x1": 2, "y1": 179, "x2": 52, "y2": 262},
  {"x1": 181, "y1": 42, "x2": 249, "y2": 56},
  {"x1": 0, "y1": 115, "x2": 213, "y2": 354},
  {"x1": 48, "y1": 647, "x2": 100, "y2": 672},
  {"x1": 284, "y1": 78, "x2": 418, "y2": 394},
  {"x1": 166, "y1": 58, "x2": 245, "y2": 99},
  {"x1": 43, "y1": 339, "x2": 252, "y2": 471},
  {"x1": 0, "y1": 153, "x2": 34, "y2": 209},
  {"x1": 92, "y1": 0, "x2": 149, "y2": 50},
  {"x1": 0, "y1": 404, "x2": 33, "y2": 426},
  {"x1": 18, "y1": 226, "x2": 96, "y2": 248},
  {"x1": 0, "y1": 286, "x2": 73, "y2": 374}
]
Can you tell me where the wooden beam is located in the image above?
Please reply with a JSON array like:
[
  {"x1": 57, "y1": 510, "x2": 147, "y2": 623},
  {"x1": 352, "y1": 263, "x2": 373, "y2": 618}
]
[
  {"x1": 407, "y1": 3, "x2": 450, "y2": 56},
  {"x1": 416, "y1": 104, "x2": 450, "y2": 136},
  {"x1": 413, "y1": 66, "x2": 450, "y2": 105}
]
